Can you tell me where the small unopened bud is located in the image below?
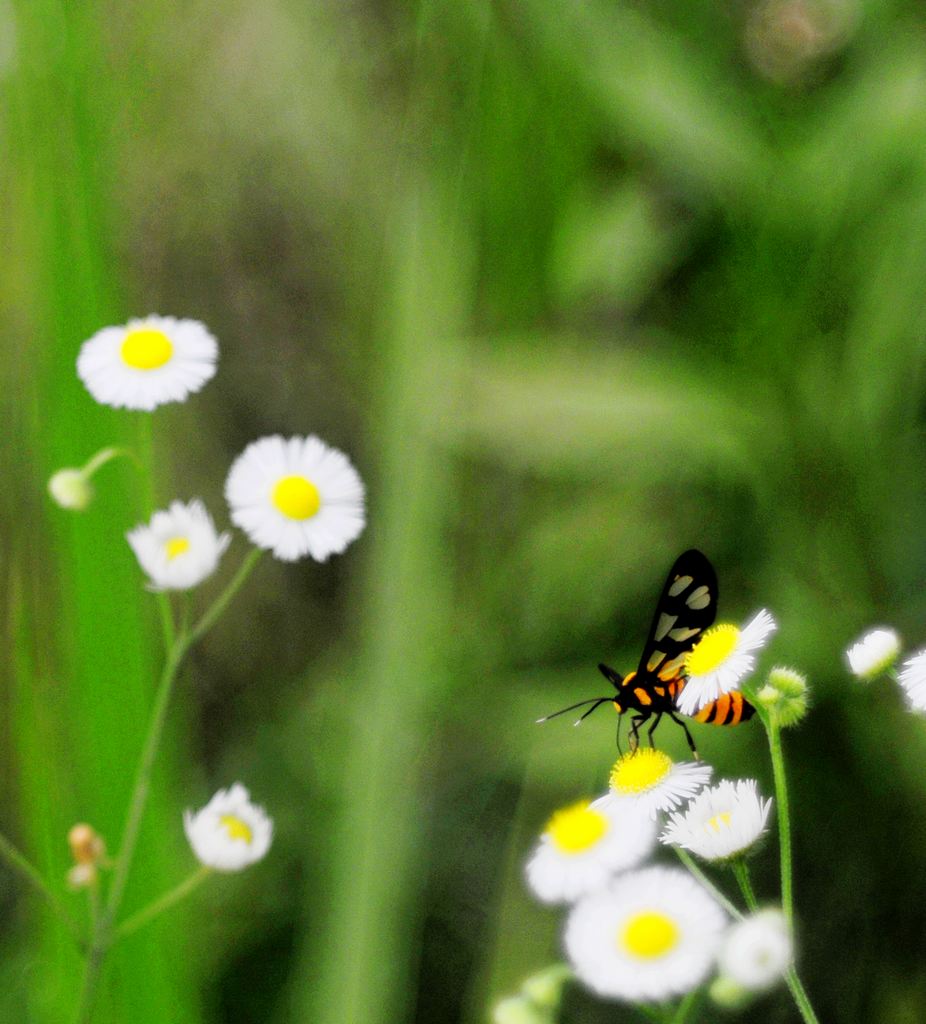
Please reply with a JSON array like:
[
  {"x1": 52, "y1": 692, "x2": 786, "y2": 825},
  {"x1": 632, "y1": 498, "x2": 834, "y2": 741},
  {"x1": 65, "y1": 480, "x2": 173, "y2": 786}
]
[
  {"x1": 492, "y1": 996, "x2": 549, "y2": 1024},
  {"x1": 767, "y1": 667, "x2": 807, "y2": 699},
  {"x1": 48, "y1": 469, "x2": 93, "y2": 511},
  {"x1": 520, "y1": 964, "x2": 571, "y2": 1009},
  {"x1": 709, "y1": 974, "x2": 751, "y2": 1010},
  {"x1": 757, "y1": 667, "x2": 809, "y2": 728},
  {"x1": 68, "y1": 823, "x2": 106, "y2": 865}
]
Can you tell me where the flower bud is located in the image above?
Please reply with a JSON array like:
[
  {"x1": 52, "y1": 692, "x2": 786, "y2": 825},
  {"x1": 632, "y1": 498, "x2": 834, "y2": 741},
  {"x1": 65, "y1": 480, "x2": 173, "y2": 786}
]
[
  {"x1": 66, "y1": 823, "x2": 107, "y2": 887},
  {"x1": 492, "y1": 996, "x2": 549, "y2": 1024},
  {"x1": 757, "y1": 667, "x2": 809, "y2": 728},
  {"x1": 48, "y1": 469, "x2": 93, "y2": 511},
  {"x1": 708, "y1": 974, "x2": 751, "y2": 1010},
  {"x1": 520, "y1": 964, "x2": 571, "y2": 1009}
]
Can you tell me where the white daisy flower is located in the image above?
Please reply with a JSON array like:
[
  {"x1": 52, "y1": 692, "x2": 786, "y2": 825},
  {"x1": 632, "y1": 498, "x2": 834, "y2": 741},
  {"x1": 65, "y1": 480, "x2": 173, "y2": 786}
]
[
  {"x1": 676, "y1": 610, "x2": 778, "y2": 715},
  {"x1": 225, "y1": 435, "x2": 365, "y2": 562},
  {"x1": 660, "y1": 779, "x2": 772, "y2": 861},
  {"x1": 183, "y1": 783, "x2": 273, "y2": 872},
  {"x1": 718, "y1": 909, "x2": 792, "y2": 991},
  {"x1": 127, "y1": 500, "x2": 230, "y2": 591},
  {"x1": 606, "y1": 749, "x2": 712, "y2": 819},
  {"x1": 525, "y1": 796, "x2": 657, "y2": 905},
  {"x1": 564, "y1": 866, "x2": 726, "y2": 1002},
  {"x1": 846, "y1": 628, "x2": 901, "y2": 681},
  {"x1": 77, "y1": 315, "x2": 218, "y2": 411},
  {"x1": 898, "y1": 649, "x2": 926, "y2": 712}
]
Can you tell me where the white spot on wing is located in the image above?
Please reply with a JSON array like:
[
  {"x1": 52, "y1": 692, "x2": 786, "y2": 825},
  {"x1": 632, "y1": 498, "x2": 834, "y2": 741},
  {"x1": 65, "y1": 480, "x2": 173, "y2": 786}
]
[
  {"x1": 655, "y1": 613, "x2": 677, "y2": 641},
  {"x1": 647, "y1": 650, "x2": 666, "y2": 672},
  {"x1": 659, "y1": 654, "x2": 687, "y2": 678},
  {"x1": 668, "y1": 575, "x2": 693, "y2": 597},
  {"x1": 669, "y1": 626, "x2": 701, "y2": 642},
  {"x1": 686, "y1": 586, "x2": 710, "y2": 610}
]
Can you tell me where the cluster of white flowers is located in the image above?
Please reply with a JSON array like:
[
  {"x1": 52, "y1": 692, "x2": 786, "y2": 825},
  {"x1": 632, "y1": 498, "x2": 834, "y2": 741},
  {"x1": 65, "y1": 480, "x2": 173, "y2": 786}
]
[
  {"x1": 524, "y1": 746, "x2": 784, "y2": 1005},
  {"x1": 50, "y1": 314, "x2": 371, "y2": 881},
  {"x1": 52, "y1": 315, "x2": 367, "y2": 581}
]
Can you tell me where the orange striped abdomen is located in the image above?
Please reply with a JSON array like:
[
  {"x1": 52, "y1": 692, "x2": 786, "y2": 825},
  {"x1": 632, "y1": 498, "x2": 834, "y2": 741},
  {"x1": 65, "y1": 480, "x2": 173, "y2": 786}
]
[{"x1": 693, "y1": 690, "x2": 755, "y2": 726}]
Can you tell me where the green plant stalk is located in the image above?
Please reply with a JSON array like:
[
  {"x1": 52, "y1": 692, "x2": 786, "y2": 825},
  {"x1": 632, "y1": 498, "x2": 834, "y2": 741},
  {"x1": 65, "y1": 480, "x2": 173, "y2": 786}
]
[
  {"x1": 114, "y1": 866, "x2": 212, "y2": 941},
  {"x1": 669, "y1": 990, "x2": 699, "y2": 1024},
  {"x1": 732, "y1": 847, "x2": 820, "y2": 1024},
  {"x1": 766, "y1": 717, "x2": 792, "y2": 926},
  {"x1": 136, "y1": 417, "x2": 175, "y2": 653},
  {"x1": 81, "y1": 446, "x2": 140, "y2": 478},
  {"x1": 0, "y1": 831, "x2": 81, "y2": 942},
  {"x1": 784, "y1": 968, "x2": 821, "y2": 1024},
  {"x1": 730, "y1": 859, "x2": 758, "y2": 912},
  {"x1": 674, "y1": 848, "x2": 742, "y2": 920},
  {"x1": 73, "y1": 549, "x2": 261, "y2": 1022}
]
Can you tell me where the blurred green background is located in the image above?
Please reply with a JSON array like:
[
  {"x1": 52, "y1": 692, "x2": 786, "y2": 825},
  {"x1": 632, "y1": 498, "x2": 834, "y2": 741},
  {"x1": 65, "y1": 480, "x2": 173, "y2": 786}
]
[{"x1": 4, "y1": 0, "x2": 926, "y2": 1021}]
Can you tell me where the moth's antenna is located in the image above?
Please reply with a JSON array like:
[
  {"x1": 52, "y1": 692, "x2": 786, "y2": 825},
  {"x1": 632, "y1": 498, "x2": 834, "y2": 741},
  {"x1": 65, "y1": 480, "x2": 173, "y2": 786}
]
[
  {"x1": 536, "y1": 697, "x2": 612, "y2": 724},
  {"x1": 573, "y1": 697, "x2": 613, "y2": 726}
]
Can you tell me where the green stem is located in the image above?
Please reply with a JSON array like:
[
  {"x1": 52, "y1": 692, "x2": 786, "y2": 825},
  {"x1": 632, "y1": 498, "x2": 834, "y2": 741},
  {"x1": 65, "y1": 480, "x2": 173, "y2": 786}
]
[
  {"x1": 766, "y1": 717, "x2": 793, "y2": 926},
  {"x1": 81, "y1": 446, "x2": 140, "y2": 477},
  {"x1": 0, "y1": 831, "x2": 82, "y2": 942},
  {"x1": 73, "y1": 548, "x2": 262, "y2": 1020},
  {"x1": 114, "y1": 866, "x2": 212, "y2": 940},
  {"x1": 104, "y1": 639, "x2": 188, "y2": 926},
  {"x1": 670, "y1": 990, "x2": 699, "y2": 1024},
  {"x1": 673, "y1": 847, "x2": 743, "y2": 920},
  {"x1": 73, "y1": 941, "x2": 107, "y2": 1024},
  {"x1": 784, "y1": 967, "x2": 822, "y2": 1024},
  {"x1": 762, "y1": 721, "x2": 821, "y2": 1024},
  {"x1": 135, "y1": 418, "x2": 175, "y2": 652},
  {"x1": 730, "y1": 859, "x2": 759, "y2": 912},
  {"x1": 188, "y1": 548, "x2": 262, "y2": 646}
]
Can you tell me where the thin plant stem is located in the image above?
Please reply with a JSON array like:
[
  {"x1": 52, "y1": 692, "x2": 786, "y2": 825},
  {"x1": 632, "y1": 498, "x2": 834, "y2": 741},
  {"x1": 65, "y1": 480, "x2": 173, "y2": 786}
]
[
  {"x1": 0, "y1": 831, "x2": 82, "y2": 942},
  {"x1": 73, "y1": 940, "x2": 107, "y2": 1024},
  {"x1": 766, "y1": 717, "x2": 793, "y2": 926},
  {"x1": 188, "y1": 548, "x2": 262, "y2": 646},
  {"x1": 104, "y1": 640, "x2": 188, "y2": 925},
  {"x1": 114, "y1": 866, "x2": 212, "y2": 941},
  {"x1": 784, "y1": 967, "x2": 822, "y2": 1024},
  {"x1": 73, "y1": 548, "x2": 262, "y2": 1021},
  {"x1": 670, "y1": 990, "x2": 699, "y2": 1024},
  {"x1": 751, "y1": 729, "x2": 822, "y2": 1024},
  {"x1": 81, "y1": 446, "x2": 140, "y2": 477},
  {"x1": 135, "y1": 417, "x2": 175, "y2": 652},
  {"x1": 673, "y1": 847, "x2": 743, "y2": 920},
  {"x1": 730, "y1": 859, "x2": 759, "y2": 912}
]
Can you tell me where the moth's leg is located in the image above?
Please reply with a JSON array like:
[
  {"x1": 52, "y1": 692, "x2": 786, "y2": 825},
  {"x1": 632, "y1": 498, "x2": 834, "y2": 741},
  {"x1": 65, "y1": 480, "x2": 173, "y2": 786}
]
[
  {"x1": 646, "y1": 713, "x2": 663, "y2": 748},
  {"x1": 668, "y1": 711, "x2": 699, "y2": 760},
  {"x1": 629, "y1": 713, "x2": 648, "y2": 752}
]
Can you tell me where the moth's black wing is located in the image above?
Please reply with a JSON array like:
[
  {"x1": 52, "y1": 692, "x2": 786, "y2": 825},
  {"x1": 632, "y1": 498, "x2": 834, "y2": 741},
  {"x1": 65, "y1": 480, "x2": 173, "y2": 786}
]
[{"x1": 635, "y1": 549, "x2": 718, "y2": 684}]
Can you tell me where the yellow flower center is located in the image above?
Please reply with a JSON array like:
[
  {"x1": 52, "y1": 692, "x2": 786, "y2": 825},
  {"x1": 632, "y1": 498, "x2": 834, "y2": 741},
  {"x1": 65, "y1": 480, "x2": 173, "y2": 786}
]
[
  {"x1": 706, "y1": 811, "x2": 732, "y2": 832},
  {"x1": 272, "y1": 475, "x2": 321, "y2": 520},
  {"x1": 165, "y1": 536, "x2": 190, "y2": 560},
  {"x1": 610, "y1": 749, "x2": 673, "y2": 794},
  {"x1": 620, "y1": 910, "x2": 680, "y2": 959},
  {"x1": 220, "y1": 815, "x2": 253, "y2": 844},
  {"x1": 121, "y1": 328, "x2": 174, "y2": 370},
  {"x1": 685, "y1": 624, "x2": 739, "y2": 676},
  {"x1": 544, "y1": 800, "x2": 609, "y2": 854}
]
